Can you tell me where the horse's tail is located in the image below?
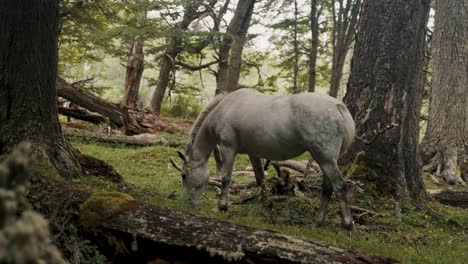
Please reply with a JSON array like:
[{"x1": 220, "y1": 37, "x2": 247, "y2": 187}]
[
  {"x1": 188, "y1": 92, "x2": 226, "y2": 151},
  {"x1": 336, "y1": 103, "x2": 355, "y2": 156}
]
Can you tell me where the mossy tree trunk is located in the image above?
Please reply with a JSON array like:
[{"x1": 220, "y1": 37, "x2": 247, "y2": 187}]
[
  {"x1": 0, "y1": 0, "x2": 80, "y2": 178},
  {"x1": 420, "y1": 0, "x2": 468, "y2": 185},
  {"x1": 343, "y1": 0, "x2": 430, "y2": 200}
]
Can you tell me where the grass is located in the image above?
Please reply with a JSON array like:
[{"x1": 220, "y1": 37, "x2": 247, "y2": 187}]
[{"x1": 69, "y1": 136, "x2": 468, "y2": 264}]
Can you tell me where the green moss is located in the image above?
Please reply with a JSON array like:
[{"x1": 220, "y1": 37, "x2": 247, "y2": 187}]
[
  {"x1": 80, "y1": 191, "x2": 139, "y2": 230},
  {"x1": 31, "y1": 160, "x2": 62, "y2": 180}
]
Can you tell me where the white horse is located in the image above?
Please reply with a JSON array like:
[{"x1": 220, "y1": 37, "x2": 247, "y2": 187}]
[{"x1": 174, "y1": 88, "x2": 355, "y2": 229}]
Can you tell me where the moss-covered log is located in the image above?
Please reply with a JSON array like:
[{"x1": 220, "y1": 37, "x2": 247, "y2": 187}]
[{"x1": 28, "y1": 169, "x2": 395, "y2": 264}]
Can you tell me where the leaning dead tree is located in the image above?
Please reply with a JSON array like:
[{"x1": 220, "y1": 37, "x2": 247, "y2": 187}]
[
  {"x1": 57, "y1": 78, "x2": 188, "y2": 134},
  {"x1": 57, "y1": 78, "x2": 124, "y2": 127}
]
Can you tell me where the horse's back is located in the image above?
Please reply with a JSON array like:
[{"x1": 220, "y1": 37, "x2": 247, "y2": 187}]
[{"x1": 208, "y1": 89, "x2": 353, "y2": 160}]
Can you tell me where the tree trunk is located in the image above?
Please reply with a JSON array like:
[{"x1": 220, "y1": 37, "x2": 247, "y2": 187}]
[
  {"x1": 329, "y1": 53, "x2": 346, "y2": 97},
  {"x1": 308, "y1": 0, "x2": 320, "y2": 93},
  {"x1": 149, "y1": 2, "x2": 208, "y2": 114},
  {"x1": 0, "y1": 0, "x2": 80, "y2": 178},
  {"x1": 217, "y1": 0, "x2": 255, "y2": 94},
  {"x1": 56, "y1": 78, "x2": 124, "y2": 127},
  {"x1": 420, "y1": 0, "x2": 468, "y2": 185},
  {"x1": 329, "y1": 0, "x2": 361, "y2": 98},
  {"x1": 149, "y1": 49, "x2": 177, "y2": 115},
  {"x1": 292, "y1": 0, "x2": 300, "y2": 93},
  {"x1": 123, "y1": 12, "x2": 145, "y2": 109},
  {"x1": 343, "y1": 0, "x2": 430, "y2": 200}
]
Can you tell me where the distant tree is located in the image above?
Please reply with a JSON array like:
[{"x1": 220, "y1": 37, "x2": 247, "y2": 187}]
[
  {"x1": 421, "y1": 0, "x2": 468, "y2": 185},
  {"x1": 344, "y1": 0, "x2": 430, "y2": 200},
  {"x1": 329, "y1": 0, "x2": 360, "y2": 98},
  {"x1": 150, "y1": 0, "x2": 219, "y2": 115},
  {"x1": 123, "y1": 10, "x2": 146, "y2": 110},
  {"x1": 0, "y1": 0, "x2": 80, "y2": 177},
  {"x1": 308, "y1": 0, "x2": 320, "y2": 92},
  {"x1": 216, "y1": 0, "x2": 256, "y2": 93}
]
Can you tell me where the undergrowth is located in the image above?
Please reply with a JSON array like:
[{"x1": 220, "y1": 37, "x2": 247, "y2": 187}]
[{"x1": 69, "y1": 136, "x2": 468, "y2": 264}]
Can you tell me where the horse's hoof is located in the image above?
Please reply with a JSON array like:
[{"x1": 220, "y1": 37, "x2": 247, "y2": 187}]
[
  {"x1": 218, "y1": 202, "x2": 228, "y2": 212},
  {"x1": 315, "y1": 219, "x2": 325, "y2": 228},
  {"x1": 341, "y1": 221, "x2": 353, "y2": 231}
]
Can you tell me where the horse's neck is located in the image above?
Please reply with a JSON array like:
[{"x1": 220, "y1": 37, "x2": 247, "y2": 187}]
[{"x1": 191, "y1": 124, "x2": 215, "y2": 162}]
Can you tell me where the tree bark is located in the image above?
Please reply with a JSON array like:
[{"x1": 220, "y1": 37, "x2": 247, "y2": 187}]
[
  {"x1": 57, "y1": 78, "x2": 124, "y2": 127},
  {"x1": 343, "y1": 0, "x2": 430, "y2": 200},
  {"x1": 420, "y1": 0, "x2": 468, "y2": 185},
  {"x1": 216, "y1": 0, "x2": 255, "y2": 94},
  {"x1": 308, "y1": 0, "x2": 320, "y2": 93},
  {"x1": 329, "y1": 0, "x2": 361, "y2": 98},
  {"x1": 0, "y1": 0, "x2": 80, "y2": 178}
]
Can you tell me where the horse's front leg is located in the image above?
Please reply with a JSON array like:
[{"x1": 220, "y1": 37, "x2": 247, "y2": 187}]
[
  {"x1": 218, "y1": 146, "x2": 236, "y2": 211},
  {"x1": 248, "y1": 155, "x2": 269, "y2": 200}
]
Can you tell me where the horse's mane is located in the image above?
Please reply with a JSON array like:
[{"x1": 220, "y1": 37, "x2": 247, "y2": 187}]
[{"x1": 186, "y1": 92, "x2": 226, "y2": 154}]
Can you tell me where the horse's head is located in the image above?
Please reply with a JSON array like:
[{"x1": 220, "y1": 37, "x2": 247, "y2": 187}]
[{"x1": 174, "y1": 150, "x2": 209, "y2": 207}]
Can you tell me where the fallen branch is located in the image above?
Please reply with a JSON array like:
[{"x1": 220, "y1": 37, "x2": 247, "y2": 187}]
[
  {"x1": 57, "y1": 78, "x2": 123, "y2": 127},
  {"x1": 58, "y1": 106, "x2": 108, "y2": 124},
  {"x1": 432, "y1": 190, "x2": 468, "y2": 208},
  {"x1": 63, "y1": 127, "x2": 185, "y2": 147}
]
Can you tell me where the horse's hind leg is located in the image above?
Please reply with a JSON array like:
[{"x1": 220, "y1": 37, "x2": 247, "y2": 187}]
[
  {"x1": 317, "y1": 160, "x2": 353, "y2": 230},
  {"x1": 218, "y1": 146, "x2": 236, "y2": 211},
  {"x1": 248, "y1": 155, "x2": 270, "y2": 206},
  {"x1": 315, "y1": 176, "x2": 332, "y2": 227}
]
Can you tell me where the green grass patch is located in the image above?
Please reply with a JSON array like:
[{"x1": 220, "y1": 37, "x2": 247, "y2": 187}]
[{"x1": 69, "y1": 136, "x2": 468, "y2": 264}]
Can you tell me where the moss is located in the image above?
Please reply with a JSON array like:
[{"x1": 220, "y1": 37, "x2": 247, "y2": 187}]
[
  {"x1": 79, "y1": 191, "x2": 139, "y2": 230},
  {"x1": 31, "y1": 160, "x2": 62, "y2": 180}
]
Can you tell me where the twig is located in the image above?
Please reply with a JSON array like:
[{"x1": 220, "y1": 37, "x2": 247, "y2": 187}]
[{"x1": 356, "y1": 123, "x2": 399, "y2": 145}]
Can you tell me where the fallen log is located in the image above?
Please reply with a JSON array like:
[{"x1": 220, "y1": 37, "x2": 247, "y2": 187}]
[
  {"x1": 57, "y1": 78, "x2": 190, "y2": 134},
  {"x1": 63, "y1": 127, "x2": 185, "y2": 147},
  {"x1": 271, "y1": 160, "x2": 321, "y2": 175},
  {"x1": 28, "y1": 173, "x2": 395, "y2": 264},
  {"x1": 57, "y1": 78, "x2": 124, "y2": 127},
  {"x1": 432, "y1": 190, "x2": 468, "y2": 208},
  {"x1": 58, "y1": 106, "x2": 108, "y2": 124}
]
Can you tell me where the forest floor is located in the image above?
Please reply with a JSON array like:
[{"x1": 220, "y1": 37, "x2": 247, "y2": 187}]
[{"x1": 65, "y1": 122, "x2": 468, "y2": 264}]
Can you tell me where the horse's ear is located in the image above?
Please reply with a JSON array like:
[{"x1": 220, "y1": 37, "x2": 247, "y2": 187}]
[{"x1": 176, "y1": 151, "x2": 186, "y2": 162}]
